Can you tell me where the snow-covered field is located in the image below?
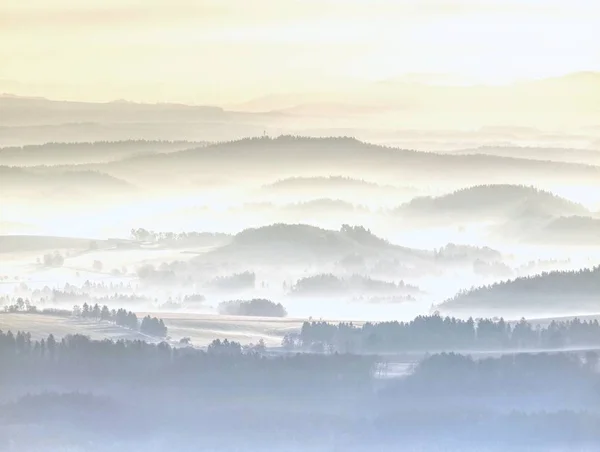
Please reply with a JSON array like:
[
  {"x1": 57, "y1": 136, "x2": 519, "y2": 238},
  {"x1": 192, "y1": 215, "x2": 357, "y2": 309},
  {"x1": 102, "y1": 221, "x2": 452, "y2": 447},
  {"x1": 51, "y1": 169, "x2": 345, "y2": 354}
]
[
  {"x1": 144, "y1": 312, "x2": 306, "y2": 346},
  {"x1": 0, "y1": 313, "x2": 153, "y2": 342},
  {"x1": 0, "y1": 312, "x2": 307, "y2": 347}
]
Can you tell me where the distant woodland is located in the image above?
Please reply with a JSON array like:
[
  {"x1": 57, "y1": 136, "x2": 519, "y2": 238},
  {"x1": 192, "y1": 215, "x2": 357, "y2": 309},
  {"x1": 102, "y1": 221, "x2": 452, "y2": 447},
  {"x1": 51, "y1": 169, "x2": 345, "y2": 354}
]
[{"x1": 283, "y1": 314, "x2": 600, "y2": 353}]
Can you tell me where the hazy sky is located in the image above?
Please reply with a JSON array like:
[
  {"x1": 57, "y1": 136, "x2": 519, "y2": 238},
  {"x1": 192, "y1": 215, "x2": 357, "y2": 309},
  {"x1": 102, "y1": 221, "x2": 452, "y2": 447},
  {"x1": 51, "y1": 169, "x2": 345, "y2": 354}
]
[{"x1": 1, "y1": 0, "x2": 599, "y2": 105}]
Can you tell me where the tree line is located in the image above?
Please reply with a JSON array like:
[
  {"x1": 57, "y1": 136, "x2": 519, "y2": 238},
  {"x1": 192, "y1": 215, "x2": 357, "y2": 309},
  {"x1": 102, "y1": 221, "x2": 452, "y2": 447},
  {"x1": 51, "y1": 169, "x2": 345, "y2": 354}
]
[
  {"x1": 0, "y1": 330, "x2": 375, "y2": 392},
  {"x1": 2, "y1": 299, "x2": 167, "y2": 338},
  {"x1": 441, "y1": 265, "x2": 600, "y2": 311},
  {"x1": 283, "y1": 314, "x2": 600, "y2": 353},
  {"x1": 74, "y1": 303, "x2": 167, "y2": 337},
  {"x1": 217, "y1": 299, "x2": 287, "y2": 317}
]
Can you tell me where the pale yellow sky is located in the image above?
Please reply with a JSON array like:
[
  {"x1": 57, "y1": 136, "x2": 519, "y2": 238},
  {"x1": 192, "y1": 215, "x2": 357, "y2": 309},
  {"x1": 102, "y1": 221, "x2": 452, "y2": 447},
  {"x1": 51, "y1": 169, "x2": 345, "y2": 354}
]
[{"x1": 1, "y1": 0, "x2": 599, "y2": 105}]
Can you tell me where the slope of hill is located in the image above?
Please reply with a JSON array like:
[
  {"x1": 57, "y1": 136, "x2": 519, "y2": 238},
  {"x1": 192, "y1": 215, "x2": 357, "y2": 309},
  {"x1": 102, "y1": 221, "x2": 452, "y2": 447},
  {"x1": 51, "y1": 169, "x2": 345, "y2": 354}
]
[
  {"x1": 395, "y1": 185, "x2": 588, "y2": 223},
  {"x1": 1, "y1": 166, "x2": 135, "y2": 200},
  {"x1": 0, "y1": 96, "x2": 225, "y2": 127},
  {"x1": 438, "y1": 266, "x2": 600, "y2": 317},
  {"x1": 195, "y1": 223, "x2": 430, "y2": 265},
  {"x1": 0, "y1": 140, "x2": 204, "y2": 166},
  {"x1": 264, "y1": 176, "x2": 417, "y2": 198},
  {"x1": 90, "y1": 136, "x2": 600, "y2": 188},
  {"x1": 498, "y1": 216, "x2": 600, "y2": 246},
  {"x1": 450, "y1": 146, "x2": 600, "y2": 166},
  {"x1": 0, "y1": 235, "x2": 107, "y2": 254},
  {"x1": 233, "y1": 72, "x2": 600, "y2": 130},
  {"x1": 267, "y1": 176, "x2": 392, "y2": 191},
  {"x1": 290, "y1": 274, "x2": 420, "y2": 298},
  {"x1": 278, "y1": 199, "x2": 366, "y2": 214}
]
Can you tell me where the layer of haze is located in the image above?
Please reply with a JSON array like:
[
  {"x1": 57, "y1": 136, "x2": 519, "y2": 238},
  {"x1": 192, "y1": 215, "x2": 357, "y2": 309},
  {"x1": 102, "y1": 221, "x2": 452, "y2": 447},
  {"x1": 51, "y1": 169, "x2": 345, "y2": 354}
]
[
  {"x1": 2, "y1": 2, "x2": 600, "y2": 451},
  {"x1": 2, "y1": 0, "x2": 599, "y2": 105}
]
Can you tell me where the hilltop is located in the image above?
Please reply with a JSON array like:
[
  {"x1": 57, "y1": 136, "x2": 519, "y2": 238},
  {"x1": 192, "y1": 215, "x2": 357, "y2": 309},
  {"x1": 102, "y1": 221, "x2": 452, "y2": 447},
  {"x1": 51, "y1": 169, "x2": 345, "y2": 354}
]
[
  {"x1": 0, "y1": 166, "x2": 135, "y2": 200},
  {"x1": 395, "y1": 185, "x2": 588, "y2": 223},
  {"x1": 196, "y1": 223, "x2": 430, "y2": 265},
  {"x1": 450, "y1": 146, "x2": 600, "y2": 166},
  {"x1": 85, "y1": 136, "x2": 600, "y2": 188},
  {"x1": 438, "y1": 266, "x2": 600, "y2": 317},
  {"x1": 498, "y1": 215, "x2": 600, "y2": 246},
  {"x1": 0, "y1": 140, "x2": 204, "y2": 166}
]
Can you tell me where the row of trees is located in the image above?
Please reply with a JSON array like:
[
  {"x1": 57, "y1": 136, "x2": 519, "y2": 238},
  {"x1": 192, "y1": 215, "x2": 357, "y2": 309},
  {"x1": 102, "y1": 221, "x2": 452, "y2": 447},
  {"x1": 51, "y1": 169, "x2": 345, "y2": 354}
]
[
  {"x1": 217, "y1": 299, "x2": 287, "y2": 317},
  {"x1": 207, "y1": 271, "x2": 256, "y2": 291},
  {"x1": 283, "y1": 314, "x2": 600, "y2": 353},
  {"x1": 0, "y1": 331, "x2": 375, "y2": 391},
  {"x1": 140, "y1": 316, "x2": 168, "y2": 337},
  {"x1": 290, "y1": 274, "x2": 419, "y2": 297},
  {"x1": 130, "y1": 228, "x2": 229, "y2": 244},
  {"x1": 41, "y1": 252, "x2": 65, "y2": 267},
  {"x1": 74, "y1": 303, "x2": 167, "y2": 337}
]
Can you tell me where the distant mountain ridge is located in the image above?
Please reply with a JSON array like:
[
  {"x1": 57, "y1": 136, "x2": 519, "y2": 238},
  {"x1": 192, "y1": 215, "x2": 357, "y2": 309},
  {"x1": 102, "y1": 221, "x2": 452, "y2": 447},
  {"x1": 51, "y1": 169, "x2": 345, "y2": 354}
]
[
  {"x1": 450, "y1": 146, "x2": 600, "y2": 166},
  {"x1": 0, "y1": 140, "x2": 205, "y2": 166},
  {"x1": 88, "y1": 136, "x2": 600, "y2": 188}
]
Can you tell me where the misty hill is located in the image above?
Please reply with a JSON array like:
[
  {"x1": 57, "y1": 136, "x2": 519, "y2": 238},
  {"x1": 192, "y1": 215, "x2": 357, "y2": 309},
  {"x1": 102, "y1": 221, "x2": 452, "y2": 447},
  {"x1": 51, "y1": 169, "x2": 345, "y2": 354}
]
[
  {"x1": 291, "y1": 274, "x2": 420, "y2": 298},
  {"x1": 0, "y1": 140, "x2": 204, "y2": 166},
  {"x1": 217, "y1": 299, "x2": 287, "y2": 317},
  {"x1": 0, "y1": 235, "x2": 108, "y2": 254},
  {"x1": 234, "y1": 72, "x2": 600, "y2": 130},
  {"x1": 396, "y1": 185, "x2": 588, "y2": 223},
  {"x1": 1, "y1": 166, "x2": 134, "y2": 200},
  {"x1": 234, "y1": 199, "x2": 362, "y2": 216},
  {"x1": 263, "y1": 176, "x2": 417, "y2": 200},
  {"x1": 197, "y1": 223, "x2": 430, "y2": 264},
  {"x1": 434, "y1": 243, "x2": 502, "y2": 263},
  {"x1": 0, "y1": 95, "x2": 225, "y2": 127},
  {"x1": 438, "y1": 266, "x2": 600, "y2": 317},
  {"x1": 499, "y1": 215, "x2": 600, "y2": 246},
  {"x1": 91, "y1": 136, "x2": 600, "y2": 188},
  {"x1": 268, "y1": 176, "x2": 393, "y2": 190},
  {"x1": 450, "y1": 146, "x2": 600, "y2": 166},
  {"x1": 279, "y1": 199, "x2": 367, "y2": 214},
  {"x1": 0, "y1": 95, "x2": 285, "y2": 146}
]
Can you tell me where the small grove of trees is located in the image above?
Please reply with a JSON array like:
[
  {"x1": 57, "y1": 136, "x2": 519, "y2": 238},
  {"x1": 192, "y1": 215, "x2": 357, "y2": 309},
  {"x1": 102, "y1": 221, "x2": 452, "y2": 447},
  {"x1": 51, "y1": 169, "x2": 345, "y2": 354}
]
[
  {"x1": 217, "y1": 299, "x2": 287, "y2": 318},
  {"x1": 73, "y1": 303, "x2": 167, "y2": 338},
  {"x1": 290, "y1": 274, "x2": 419, "y2": 297},
  {"x1": 206, "y1": 338, "x2": 266, "y2": 355},
  {"x1": 2, "y1": 299, "x2": 71, "y2": 317},
  {"x1": 207, "y1": 338, "x2": 243, "y2": 355},
  {"x1": 140, "y1": 316, "x2": 168, "y2": 337},
  {"x1": 136, "y1": 264, "x2": 177, "y2": 285},
  {"x1": 129, "y1": 228, "x2": 230, "y2": 246},
  {"x1": 183, "y1": 294, "x2": 206, "y2": 303},
  {"x1": 206, "y1": 272, "x2": 255, "y2": 291},
  {"x1": 42, "y1": 252, "x2": 64, "y2": 267},
  {"x1": 3, "y1": 298, "x2": 36, "y2": 313}
]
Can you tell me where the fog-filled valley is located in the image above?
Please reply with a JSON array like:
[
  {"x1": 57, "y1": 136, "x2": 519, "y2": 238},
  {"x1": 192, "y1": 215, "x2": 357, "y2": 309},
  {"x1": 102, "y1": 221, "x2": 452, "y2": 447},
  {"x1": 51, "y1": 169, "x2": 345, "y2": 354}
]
[
  {"x1": 2, "y1": 110, "x2": 600, "y2": 450},
  {"x1": 3, "y1": 2, "x2": 600, "y2": 448}
]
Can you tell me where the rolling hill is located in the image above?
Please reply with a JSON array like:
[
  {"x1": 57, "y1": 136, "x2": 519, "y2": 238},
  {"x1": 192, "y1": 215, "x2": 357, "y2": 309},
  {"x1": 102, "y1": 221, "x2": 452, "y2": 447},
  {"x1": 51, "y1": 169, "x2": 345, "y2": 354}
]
[
  {"x1": 86, "y1": 136, "x2": 600, "y2": 189},
  {"x1": 450, "y1": 146, "x2": 600, "y2": 166},
  {"x1": 0, "y1": 140, "x2": 204, "y2": 166},
  {"x1": 395, "y1": 185, "x2": 588, "y2": 223},
  {"x1": 262, "y1": 176, "x2": 418, "y2": 202},
  {"x1": 1, "y1": 166, "x2": 135, "y2": 200},
  {"x1": 438, "y1": 266, "x2": 600, "y2": 317},
  {"x1": 195, "y1": 223, "x2": 431, "y2": 265},
  {"x1": 0, "y1": 235, "x2": 108, "y2": 254},
  {"x1": 497, "y1": 215, "x2": 600, "y2": 246}
]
